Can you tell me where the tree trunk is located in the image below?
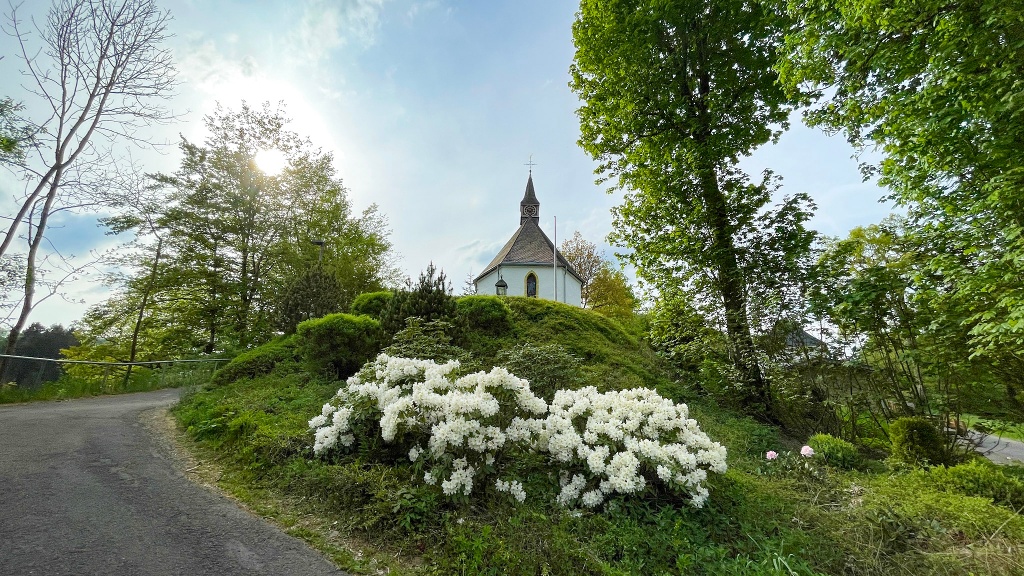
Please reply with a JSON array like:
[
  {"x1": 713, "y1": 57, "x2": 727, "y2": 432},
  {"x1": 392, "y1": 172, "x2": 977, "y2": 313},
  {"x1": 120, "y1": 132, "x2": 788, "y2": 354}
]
[
  {"x1": 699, "y1": 168, "x2": 774, "y2": 420},
  {"x1": 0, "y1": 178, "x2": 61, "y2": 381},
  {"x1": 122, "y1": 236, "x2": 163, "y2": 386}
]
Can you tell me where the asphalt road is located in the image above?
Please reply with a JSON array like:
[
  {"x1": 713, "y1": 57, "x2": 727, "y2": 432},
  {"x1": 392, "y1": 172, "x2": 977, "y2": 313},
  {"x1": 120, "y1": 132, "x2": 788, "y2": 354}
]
[
  {"x1": 973, "y1": 431, "x2": 1024, "y2": 465},
  {"x1": 0, "y1": 389, "x2": 345, "y2": 576}
]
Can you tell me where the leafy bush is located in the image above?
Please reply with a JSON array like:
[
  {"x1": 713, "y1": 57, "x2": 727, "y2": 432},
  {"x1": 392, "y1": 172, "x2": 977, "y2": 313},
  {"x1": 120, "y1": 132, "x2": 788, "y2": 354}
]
[
  {"x1": 295, "y1": 313, "x2": 383, "y2": 379},
  {"x1": 889, "y1": 416, "x2": 948, "y2": 466},
  {"x1": 384, "y1": 318, "x2": 474, "y2": 368},
  {"x1": 211, "y1": 337, "x2": 298, "y2": 386},
  {"x1": 808, "y1": 433, "x2": 860, "y2": 470},
  {"x1": 494, "y1": 342, "x2": 583, "y2": 401},
  {"x1": 456, "y1": 295, "x2": 512, "y2": 335},
  {"x1": 351, "y1": 291, "x2": 393, "y2": 318},
  {"x1": 925, "y1": 460, "x2": 1024, "y2": 511},
  {"x1": 856, "y1": 436, "x2": 892, "y2": 458}
]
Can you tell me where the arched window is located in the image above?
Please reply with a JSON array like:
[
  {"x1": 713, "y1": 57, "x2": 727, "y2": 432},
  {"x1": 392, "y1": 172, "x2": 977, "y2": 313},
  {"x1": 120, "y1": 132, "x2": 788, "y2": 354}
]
[{"x1": 526, "y1": 273, "x2": 537, "y2": 297}]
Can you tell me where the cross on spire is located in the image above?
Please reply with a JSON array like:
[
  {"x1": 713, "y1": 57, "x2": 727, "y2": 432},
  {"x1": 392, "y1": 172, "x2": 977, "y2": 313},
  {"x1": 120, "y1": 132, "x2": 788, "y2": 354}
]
[{"x1": 524, "y1": 154, "x2": 537, "y2": 174}]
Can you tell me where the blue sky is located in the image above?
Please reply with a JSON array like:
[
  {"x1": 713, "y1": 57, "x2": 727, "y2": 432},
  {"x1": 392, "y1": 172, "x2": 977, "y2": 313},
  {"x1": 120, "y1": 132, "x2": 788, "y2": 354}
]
[{"x1": 1, "y1": 0, "x2": 893, "y2": 327}]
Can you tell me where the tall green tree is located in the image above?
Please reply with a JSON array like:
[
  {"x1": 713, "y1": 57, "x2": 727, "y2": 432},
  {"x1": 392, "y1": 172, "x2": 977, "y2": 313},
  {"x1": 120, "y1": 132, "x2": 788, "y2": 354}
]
[
  {"x1": 571, "y1": 0, "x2": 805, "y2": 417},
  {"x1": 79, "y1": 102, "x2": 398, "y2": 357},
  {"x1": 780, "y1": 0, "x2": 1024, "y2": 377},
  {"x1": 587, "y1": 263, "x2": 637, "y2": 320}
]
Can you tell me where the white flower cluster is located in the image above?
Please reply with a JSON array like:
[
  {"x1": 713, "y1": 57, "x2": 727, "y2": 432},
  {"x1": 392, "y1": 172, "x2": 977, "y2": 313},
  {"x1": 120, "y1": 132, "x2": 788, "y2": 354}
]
[
  {"x1": 542, "y1": 387, "x2": 727, "y2": 508},
  {"x1": 310, "y1": 354, "x2": 548, "y2": 499},
  {"x1": 309, "y1": 354, "x2": 727, "y2": 508},
  {"x1": 494, "y1": 478, "x2": 527, "y2": 503}
]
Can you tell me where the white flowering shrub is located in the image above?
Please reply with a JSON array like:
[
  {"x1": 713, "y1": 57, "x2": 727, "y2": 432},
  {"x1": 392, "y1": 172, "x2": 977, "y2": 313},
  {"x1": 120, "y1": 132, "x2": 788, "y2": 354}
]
[
  {"x1": 542, "y1": 387, "x2": 727, "y2": 508},
  {"x1": 309, "y1": 354, "x2": 727, "y2": 508},
  {"x1": 310, "y1": 354, "x2": 548, "y2": 499}
]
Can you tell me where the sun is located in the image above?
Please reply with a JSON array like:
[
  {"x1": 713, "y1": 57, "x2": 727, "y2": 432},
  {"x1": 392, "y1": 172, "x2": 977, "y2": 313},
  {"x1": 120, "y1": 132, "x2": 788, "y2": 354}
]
[{"x1": 255, "y1": 148, "x2": 288, "y2": 176}]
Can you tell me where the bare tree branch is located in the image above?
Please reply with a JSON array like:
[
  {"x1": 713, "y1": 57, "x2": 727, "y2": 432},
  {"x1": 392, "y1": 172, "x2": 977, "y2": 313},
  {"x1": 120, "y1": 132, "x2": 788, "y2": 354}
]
[{"x1": 0, "y1": 0, "x2": 177, "y2": 376}]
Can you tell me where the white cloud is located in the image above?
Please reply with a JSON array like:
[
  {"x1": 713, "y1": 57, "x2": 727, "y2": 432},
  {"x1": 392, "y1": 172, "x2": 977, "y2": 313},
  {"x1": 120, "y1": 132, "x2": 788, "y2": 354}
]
[
  {"x1": 406, "y1": 0, "x2": 441, "y2": 21},
  {"x1": 288, "y1": 0, "x2": 386, "y2": 66}
]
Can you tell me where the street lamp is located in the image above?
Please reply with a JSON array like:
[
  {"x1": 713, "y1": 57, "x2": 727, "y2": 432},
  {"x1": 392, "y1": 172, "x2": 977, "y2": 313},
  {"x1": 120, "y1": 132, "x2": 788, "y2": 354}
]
[
  {"x1": 495, "y1": 275, "x2": 507, "y2": 296},
  {"x1": 311, "y1": 239, "x2": 325, "y2": 263}
]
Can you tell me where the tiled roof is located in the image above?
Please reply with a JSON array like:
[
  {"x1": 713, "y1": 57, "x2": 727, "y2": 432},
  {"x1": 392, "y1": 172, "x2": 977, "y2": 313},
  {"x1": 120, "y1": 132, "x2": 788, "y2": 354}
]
[{"x1": 474, "y1": 219, "x2": 581, "y2": 282}]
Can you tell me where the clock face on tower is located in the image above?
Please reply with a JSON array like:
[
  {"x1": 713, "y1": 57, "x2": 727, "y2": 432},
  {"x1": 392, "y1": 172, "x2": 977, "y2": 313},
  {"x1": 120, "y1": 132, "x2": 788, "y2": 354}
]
[{"x1": 523, "y1": 204, "x2": 537, "y2": 217}]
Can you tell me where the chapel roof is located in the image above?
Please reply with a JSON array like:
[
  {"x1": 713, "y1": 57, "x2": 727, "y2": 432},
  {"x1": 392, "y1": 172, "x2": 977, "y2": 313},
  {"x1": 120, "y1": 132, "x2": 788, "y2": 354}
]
[{"x1": 474, "y1": 215, "x2": 581, "y2": 283}]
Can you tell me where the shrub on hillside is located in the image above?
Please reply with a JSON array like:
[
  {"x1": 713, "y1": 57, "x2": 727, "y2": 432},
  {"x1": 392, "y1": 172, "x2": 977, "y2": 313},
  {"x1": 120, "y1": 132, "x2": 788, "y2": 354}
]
[
  {"x1": 380, "y1": 264, "x2": 462, "y2": 336},
  {"x1": 808, "y1": 433, "x2": 859, "y2": 470},
  {"x1": 277, "y1": 265, "x2": 345, "y2": 334},
  {"x1": 889, "y1": 417, "x2": 948, "y2": 466},
  {"x1": 211, "y1": 337, "x2": 298, "y2": 386},
  {"x1": 295, "y1": 313, "x2": 383, "y2": 379},
  {"x1": 494, "y1": 343, "x2": 583, "y2": 401},
  {"x1": 924, "y1": 460, "x2": 1024, "y2": 511},
  {"x1": 351, "y1": 291, "x2": 393, "y2": 318},
  {"x1": 456, "y1": 295, "x2": 512, "y2": 335},
  {"x1": 384, "y1": 318, "x2": 474, "y2": 368},
  {"x1": 310, "y1": 354, "x2": 728, "y2": 509}
]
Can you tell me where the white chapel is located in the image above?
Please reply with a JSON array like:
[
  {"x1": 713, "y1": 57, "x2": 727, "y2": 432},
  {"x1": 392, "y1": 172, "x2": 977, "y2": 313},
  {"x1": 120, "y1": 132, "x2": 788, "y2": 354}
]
[{"x1": 473, "y1": 174, "x2": 583, "y2": 307}]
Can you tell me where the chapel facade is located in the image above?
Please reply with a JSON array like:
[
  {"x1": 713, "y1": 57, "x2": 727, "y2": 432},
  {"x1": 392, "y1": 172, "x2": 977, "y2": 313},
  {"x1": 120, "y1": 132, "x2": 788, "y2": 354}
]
[{"x1": 473, "y1": 175, "x2": 583, "y2": 307}]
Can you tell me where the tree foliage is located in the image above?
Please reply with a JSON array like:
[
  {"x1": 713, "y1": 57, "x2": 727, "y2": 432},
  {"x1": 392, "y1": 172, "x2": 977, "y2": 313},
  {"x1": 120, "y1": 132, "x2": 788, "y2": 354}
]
[
  {"x1": 587, "y1": 264, "x2": 636, "y2": 320},
  {"x1": 77, "y1": 102, "x2": 398, "y2": 357},
  {"x1": 0, "y1": 323, "x2": 77, "y2": 387},
  {"x1": 780, "y1": 0, "x2": 1024, "y2": 377},
  {"x1": 0, "y1": 97, "x2": 34, "y2": 165},
  {"x1": 277, "y1": 264, "x2": 345, "y2": 334},
  {"x1": 559, "y1": 231, "x2": 603, "y2": 307},
  {"x1": 571, "y1": 0, "x2": 806, "y2": 418}
]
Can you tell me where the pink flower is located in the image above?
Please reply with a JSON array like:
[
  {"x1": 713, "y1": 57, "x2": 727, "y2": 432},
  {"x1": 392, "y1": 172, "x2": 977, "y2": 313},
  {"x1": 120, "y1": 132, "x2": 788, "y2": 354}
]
[
  {"x1": 766, "y1": 450, "x2": 778, "y2": 460},
  {"x1": 800, "y1": 445, "x2": 815, "y2": 458}
]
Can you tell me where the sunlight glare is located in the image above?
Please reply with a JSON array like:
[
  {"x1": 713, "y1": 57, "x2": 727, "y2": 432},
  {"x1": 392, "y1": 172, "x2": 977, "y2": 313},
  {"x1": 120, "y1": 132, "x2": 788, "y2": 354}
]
[{"x1": 255, "y1": 148, "x2": 288, "y2": 176}]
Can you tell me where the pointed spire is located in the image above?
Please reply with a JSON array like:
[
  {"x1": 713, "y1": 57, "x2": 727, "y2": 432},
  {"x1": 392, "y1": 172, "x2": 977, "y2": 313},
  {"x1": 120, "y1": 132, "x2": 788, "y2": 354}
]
[{"x1": 520, "y1": 173, "x2": 540, "y2": 224}]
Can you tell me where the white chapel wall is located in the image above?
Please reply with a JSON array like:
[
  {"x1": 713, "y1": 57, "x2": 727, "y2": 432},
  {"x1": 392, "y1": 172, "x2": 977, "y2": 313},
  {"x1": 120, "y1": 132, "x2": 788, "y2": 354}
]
[{"x1": 475, "y1": 266, "x2": 582, "y2": 307}]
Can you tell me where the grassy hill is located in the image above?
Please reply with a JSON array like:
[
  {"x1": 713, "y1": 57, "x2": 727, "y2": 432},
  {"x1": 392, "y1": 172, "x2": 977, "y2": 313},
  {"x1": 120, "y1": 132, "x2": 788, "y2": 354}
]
[{"x1": 174, "y1": 297, "x2": 1024, "y2": 575}]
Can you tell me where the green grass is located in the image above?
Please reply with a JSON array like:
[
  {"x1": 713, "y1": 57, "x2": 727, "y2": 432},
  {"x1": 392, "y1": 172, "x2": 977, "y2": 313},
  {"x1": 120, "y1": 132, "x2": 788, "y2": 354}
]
[
  {"x1": 0, "y1": 361, "x2": 220, "y2": 404},
  {"x1": 961, "y1": 413, "x2": 1024, "y2": 443},
  {"x1": 172, "y1": 299, "x2": 1024, "y2": 575}
]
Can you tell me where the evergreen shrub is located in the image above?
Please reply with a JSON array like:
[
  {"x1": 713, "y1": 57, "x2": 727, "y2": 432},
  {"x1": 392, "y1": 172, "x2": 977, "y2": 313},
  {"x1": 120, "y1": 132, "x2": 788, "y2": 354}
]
[
  {"x1": 889, "y1": 417, "x2": 947, "y2": 466},
  {"x1": 925, "y1": 460, "x2": 1024, "y2": 511},
  {"x1": 808, "y1": 433, "x2": 860, "y2": 469},
  {"x1": 296, "y1": 313, "x2": 383, "y2": 379},
  {"x1": 277, "y1": 265, "x2": 345, "y2": 334},
  {"x1": 351, "y1": 291, "x2": 393, "y2": 318},
  {"x1": 211, "y1": 336, "x2": 298, "y2": 386},
  {"x1": 384, "y1": 318, "x2": 474, "y2": 368},
  {"x1": 379, "y1": 264, "x2": 461, "y2": 337},
  {"x1": 456, "y1": 295, "x2": 512, "y2": 335}
]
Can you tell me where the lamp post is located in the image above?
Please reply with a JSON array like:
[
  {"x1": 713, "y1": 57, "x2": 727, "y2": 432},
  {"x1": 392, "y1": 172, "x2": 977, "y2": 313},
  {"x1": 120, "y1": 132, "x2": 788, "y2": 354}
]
[
  {"x1": 311, "y1": 239, "x2": 325, "y2": 263},
  {"x1": 495, "y1": 275, "x2": 507, "y2": 296}
]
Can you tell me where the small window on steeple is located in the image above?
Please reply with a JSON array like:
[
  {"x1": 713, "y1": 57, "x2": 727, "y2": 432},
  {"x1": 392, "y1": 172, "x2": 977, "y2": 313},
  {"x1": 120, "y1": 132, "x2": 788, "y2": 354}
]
[{"x1": 526, "y1": 273, "x2": 537, "y2": 297}]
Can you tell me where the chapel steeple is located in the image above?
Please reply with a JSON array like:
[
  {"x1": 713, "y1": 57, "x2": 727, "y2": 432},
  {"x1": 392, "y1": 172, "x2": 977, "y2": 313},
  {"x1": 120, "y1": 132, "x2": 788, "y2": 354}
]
[{"x1": 520, "y1": 174, "x2": 540, "y2": 225}]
